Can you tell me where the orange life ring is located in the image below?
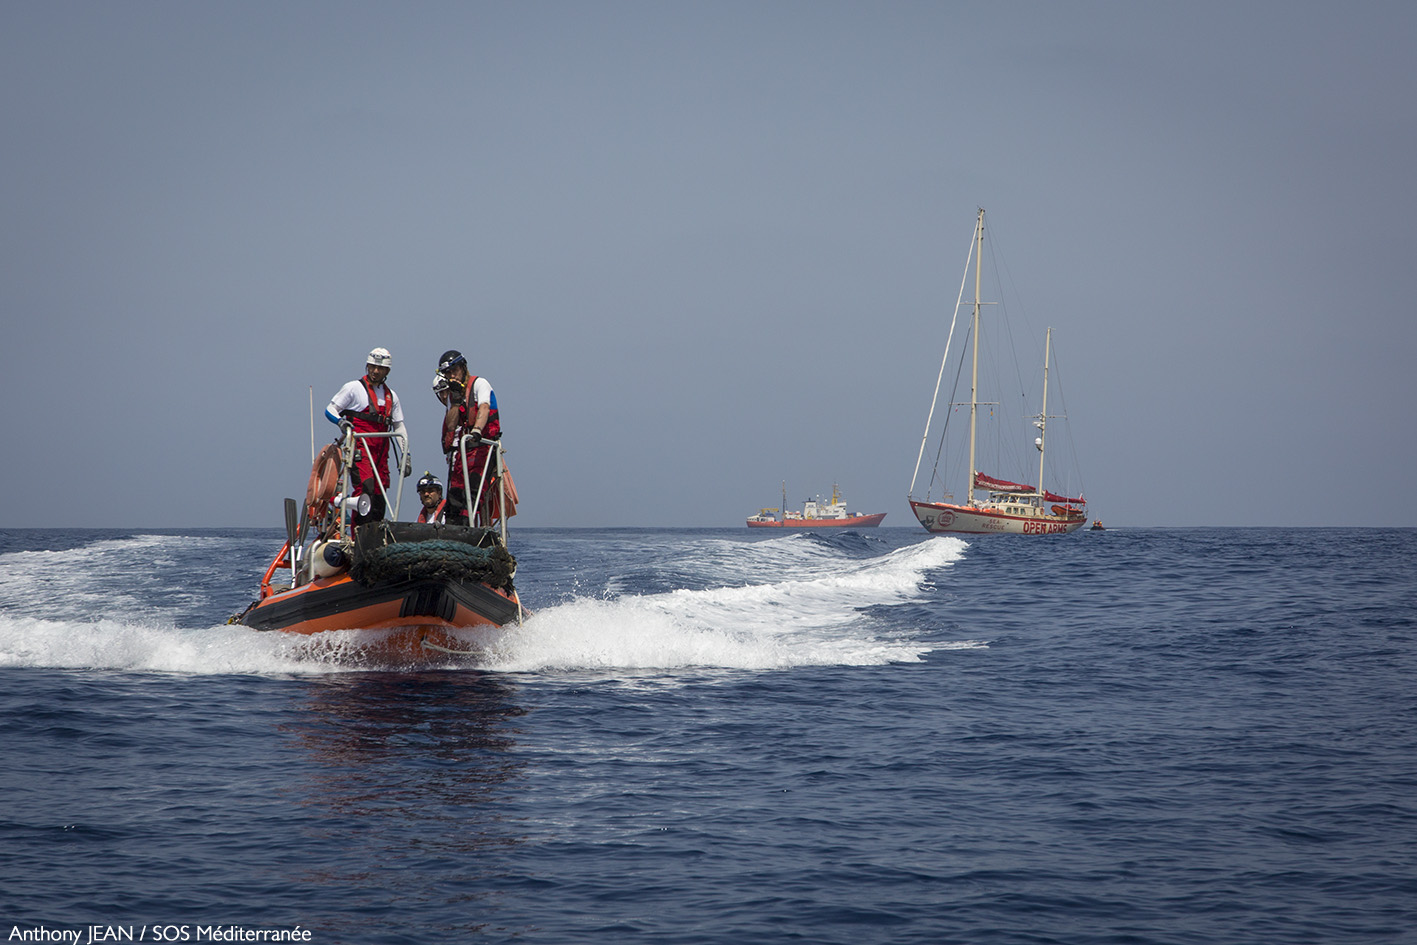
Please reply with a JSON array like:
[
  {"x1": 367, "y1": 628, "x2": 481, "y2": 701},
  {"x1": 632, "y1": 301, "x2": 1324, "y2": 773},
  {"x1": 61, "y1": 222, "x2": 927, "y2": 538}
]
[{"x1": 305, "y1": 443, "x2": 342, "y2": 518}]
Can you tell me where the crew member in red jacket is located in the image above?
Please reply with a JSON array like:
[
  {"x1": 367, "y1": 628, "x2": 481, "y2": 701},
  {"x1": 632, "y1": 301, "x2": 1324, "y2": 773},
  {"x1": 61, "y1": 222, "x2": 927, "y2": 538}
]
[
  {"x1": 434, "y1": 349, "x2": 501, "y2": 526},
  {"x1": 324, "y1": 347, "x2": 411, "y2": 499}
]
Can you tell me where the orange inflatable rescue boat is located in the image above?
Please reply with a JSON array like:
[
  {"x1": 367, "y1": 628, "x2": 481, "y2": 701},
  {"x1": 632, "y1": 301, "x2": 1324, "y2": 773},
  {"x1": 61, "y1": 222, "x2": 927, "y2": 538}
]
[{"x1": 231, "y1": 424, "x2": 526, "y2": 661}]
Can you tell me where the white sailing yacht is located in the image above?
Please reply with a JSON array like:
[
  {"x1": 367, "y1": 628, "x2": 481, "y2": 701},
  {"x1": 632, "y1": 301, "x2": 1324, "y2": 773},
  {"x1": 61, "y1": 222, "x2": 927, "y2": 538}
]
[{"x1": 907, "y1": 208, "x2": 1087, "y2": 536}]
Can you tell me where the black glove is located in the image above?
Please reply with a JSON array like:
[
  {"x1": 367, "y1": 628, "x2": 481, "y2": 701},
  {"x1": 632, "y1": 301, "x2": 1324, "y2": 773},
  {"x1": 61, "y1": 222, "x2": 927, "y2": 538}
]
[
  {"x1": 446, "y1": 384, "x2": 465, "y2": 405},
  {"x1": 464, "y1": 430, "x2": 482, "y2": 446}
]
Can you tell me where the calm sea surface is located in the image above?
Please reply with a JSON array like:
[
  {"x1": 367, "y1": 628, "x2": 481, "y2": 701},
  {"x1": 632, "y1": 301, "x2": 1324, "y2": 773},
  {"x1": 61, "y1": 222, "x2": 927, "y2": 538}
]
[{"x1": 2, "y1": 527, "x2": 1414, "y2": 944}]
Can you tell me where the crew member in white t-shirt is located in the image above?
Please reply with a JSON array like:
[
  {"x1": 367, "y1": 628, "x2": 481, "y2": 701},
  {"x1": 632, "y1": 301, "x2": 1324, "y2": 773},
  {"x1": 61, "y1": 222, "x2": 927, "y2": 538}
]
[{"x1": 324, "y1": 347, "x2": 411, "y2": 498}]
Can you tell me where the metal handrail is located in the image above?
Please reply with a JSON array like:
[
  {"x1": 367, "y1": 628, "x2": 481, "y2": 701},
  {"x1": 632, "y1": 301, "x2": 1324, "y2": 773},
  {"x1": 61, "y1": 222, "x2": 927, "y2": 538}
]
[
  {"x1": 455, "y1": 434, "x2": 509, "y2": 544},
  {"x1": 456, "y1": 434, "x2": 519, "y2": 621},
  {"x1": 282, "y1": 424, "x2": 519, "y2": 623},
  {"x1": 335, "y1": 421, "x2": 407, "y2": 533}
]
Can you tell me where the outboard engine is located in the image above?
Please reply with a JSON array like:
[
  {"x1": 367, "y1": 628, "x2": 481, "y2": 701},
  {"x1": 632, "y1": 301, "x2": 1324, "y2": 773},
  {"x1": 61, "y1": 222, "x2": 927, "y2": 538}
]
[{"x1": 309, "y1": 540, "x2": 350, "y2": 579}]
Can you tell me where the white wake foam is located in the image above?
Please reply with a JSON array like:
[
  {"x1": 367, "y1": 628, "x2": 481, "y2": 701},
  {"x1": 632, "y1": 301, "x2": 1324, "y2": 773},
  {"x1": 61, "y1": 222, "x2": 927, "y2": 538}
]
[
  {"x1": 0, "y1": 533, "x2": 980, "y2": 675},
  {"x1": 0, "y1": 615, "x2": 348, "y2": 674},
  {"x1": 477, "y1": 536, "x2": 980, "y2": 672}
]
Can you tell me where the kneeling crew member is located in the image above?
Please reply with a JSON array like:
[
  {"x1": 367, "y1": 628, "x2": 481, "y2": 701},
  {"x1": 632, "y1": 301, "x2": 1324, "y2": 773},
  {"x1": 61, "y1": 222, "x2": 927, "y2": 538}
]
[{"x1": 416, "y1": 471, "x2": 446, "y2": 524}]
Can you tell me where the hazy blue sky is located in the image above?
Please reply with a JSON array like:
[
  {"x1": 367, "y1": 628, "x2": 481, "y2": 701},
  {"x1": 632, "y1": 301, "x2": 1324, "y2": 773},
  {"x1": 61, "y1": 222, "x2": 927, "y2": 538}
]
[{"x1": 4, "y1": 1, "x2": 1414, "y2": 528}]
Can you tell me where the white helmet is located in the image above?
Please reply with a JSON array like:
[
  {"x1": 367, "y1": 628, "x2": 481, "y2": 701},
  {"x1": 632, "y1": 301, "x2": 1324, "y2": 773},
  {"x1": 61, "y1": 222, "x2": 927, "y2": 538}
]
[{"x1": 367, "y1": 347, "x2": 392, "y2": 369}]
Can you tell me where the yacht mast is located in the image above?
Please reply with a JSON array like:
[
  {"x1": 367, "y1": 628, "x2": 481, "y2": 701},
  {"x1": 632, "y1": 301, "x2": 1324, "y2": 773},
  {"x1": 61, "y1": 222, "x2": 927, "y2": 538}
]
[
  {"x1": 967, "y1": 208, "x2": 984, "y2": 508},
  {"x1": 1036, "y1": 327, "x2": 1052, "y2": 500}
]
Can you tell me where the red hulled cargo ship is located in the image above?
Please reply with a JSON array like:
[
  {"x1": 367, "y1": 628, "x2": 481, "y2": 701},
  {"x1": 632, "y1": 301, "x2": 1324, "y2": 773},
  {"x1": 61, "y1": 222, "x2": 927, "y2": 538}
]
[{"x1": 747, "y1": 484, "x2": 886, "y2": 529}]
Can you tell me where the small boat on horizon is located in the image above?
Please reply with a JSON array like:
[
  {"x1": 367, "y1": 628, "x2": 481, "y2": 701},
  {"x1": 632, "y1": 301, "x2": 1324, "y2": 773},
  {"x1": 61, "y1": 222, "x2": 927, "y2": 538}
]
[{"x1": 747, "y1": 483, "x2": 886, "y2": 528}]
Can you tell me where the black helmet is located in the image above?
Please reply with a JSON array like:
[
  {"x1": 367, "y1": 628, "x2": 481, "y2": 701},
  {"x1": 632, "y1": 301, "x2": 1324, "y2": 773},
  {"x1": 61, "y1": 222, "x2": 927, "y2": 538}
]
[
  {"x1": 416, "y1": 471, "x2": 443, "y2": 493},
  {"x1": 437, "y1": 350, "x2": 466, "y2": 374}
]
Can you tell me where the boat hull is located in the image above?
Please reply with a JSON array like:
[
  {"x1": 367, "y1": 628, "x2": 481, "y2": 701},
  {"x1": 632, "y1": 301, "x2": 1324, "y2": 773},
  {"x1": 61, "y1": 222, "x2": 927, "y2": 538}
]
[
  {"x1": 239, "y1": 573, "x2": 523, "y2": 633},
  {"x1": 236, "y1": 570, "x2": 524, "y2": 660},
  {"x1": 909, "y1": 500, "x2": 1084, "y2": 535},
  {"x1": 746, "y1": 513, "x2": 886, "y2": 528}
]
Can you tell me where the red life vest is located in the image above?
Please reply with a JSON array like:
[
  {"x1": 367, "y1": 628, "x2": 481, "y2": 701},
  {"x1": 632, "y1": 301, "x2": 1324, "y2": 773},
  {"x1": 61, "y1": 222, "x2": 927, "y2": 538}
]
[
  {"x1": 417, "y1": 499, "x2": 446, "y2": 524},
  {"x1": 342, "y1": 376, "x2": 395, "y2": 494},
  {"x1": 342, "y1": 376, "x2": 394, "y2": 430},
  {"x1": 442, "y1": 375, "x2": 500, "y2": 451}
]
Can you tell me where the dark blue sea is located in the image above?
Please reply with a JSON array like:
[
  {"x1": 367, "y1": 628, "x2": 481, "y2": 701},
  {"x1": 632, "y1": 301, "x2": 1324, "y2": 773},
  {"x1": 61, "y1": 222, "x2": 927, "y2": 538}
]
[{"x1": 2, "y1": 527, "x2": 1415, "y2": 944}]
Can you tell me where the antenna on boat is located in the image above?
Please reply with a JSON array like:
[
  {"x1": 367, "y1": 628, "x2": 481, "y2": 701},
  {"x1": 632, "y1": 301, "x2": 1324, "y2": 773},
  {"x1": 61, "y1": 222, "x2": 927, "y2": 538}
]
[{"x1": 309, "y1": 386, "x2": 315, "y2": 464}]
